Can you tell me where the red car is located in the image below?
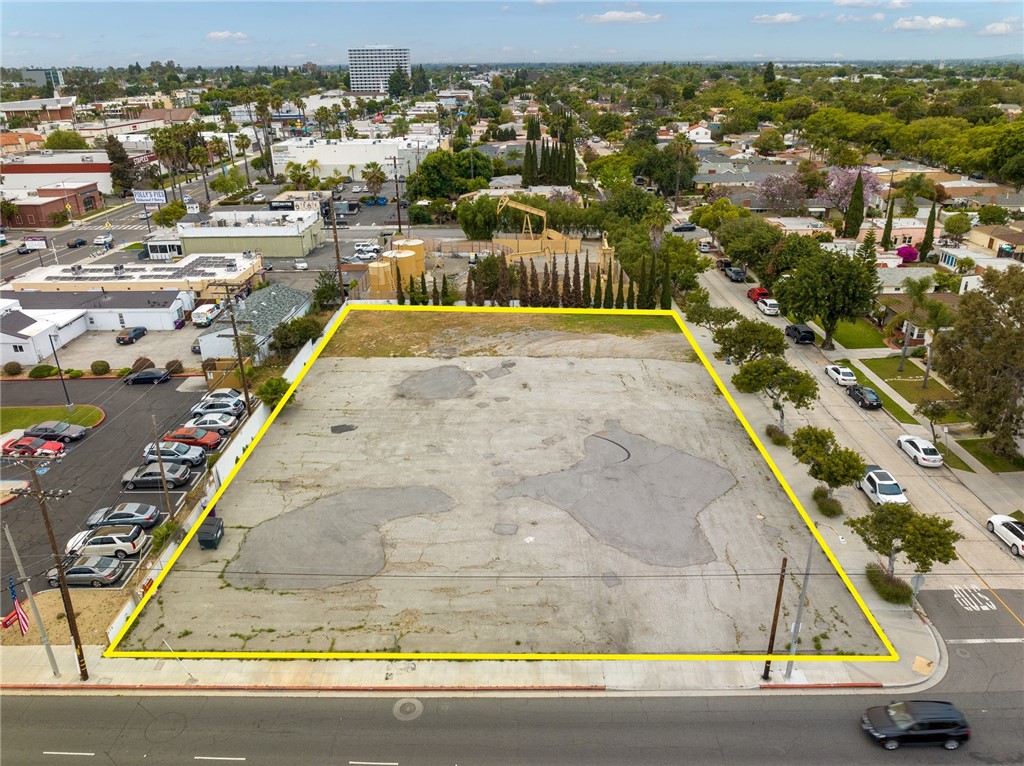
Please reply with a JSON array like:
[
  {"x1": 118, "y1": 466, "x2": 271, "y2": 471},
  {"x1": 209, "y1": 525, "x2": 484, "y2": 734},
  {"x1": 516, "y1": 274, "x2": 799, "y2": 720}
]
[
  {"x1": 747, "y1": 286, "x2": 770, "y2": 303},
  {"x1": 1, "y1": 436, "x2": 66, "y2": 457},
  {"x1": 161, "y1": 426, "x2": 222, "y2": 451}
]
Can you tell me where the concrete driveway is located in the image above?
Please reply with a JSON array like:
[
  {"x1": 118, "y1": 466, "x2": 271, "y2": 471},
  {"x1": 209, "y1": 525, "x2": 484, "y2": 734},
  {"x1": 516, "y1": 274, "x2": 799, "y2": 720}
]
[{"x1": 44, "y1": 327, "x2": 208, "y2": 373}]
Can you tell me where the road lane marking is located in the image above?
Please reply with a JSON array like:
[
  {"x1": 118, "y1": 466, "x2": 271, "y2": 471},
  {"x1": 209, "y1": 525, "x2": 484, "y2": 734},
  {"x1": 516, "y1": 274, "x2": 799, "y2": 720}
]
[
  {"x1": 349, "y1": 762, "x2": 399, "y2": 765},
  {"x1": 194, "y1": 758, "x2": 246, "y2": 762},
  {"x1": 947, "y1": 638, "x2": 1024, "y2": 644},
  {"x1": 952, "y1": 584, "x2": 997, "y2": 612},
  {"x1": 43, "y1": 753, "x2": 95, "y2": 757},
  {"x1": 960, "y1": 560, "x2": 1024, "y2": 628}
]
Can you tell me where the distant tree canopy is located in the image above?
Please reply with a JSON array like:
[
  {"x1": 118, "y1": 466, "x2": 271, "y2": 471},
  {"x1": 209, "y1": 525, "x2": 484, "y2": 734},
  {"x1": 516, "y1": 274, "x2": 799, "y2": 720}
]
[{"x1": 44, "y1": 130, "x2": 88, "y2": 150}]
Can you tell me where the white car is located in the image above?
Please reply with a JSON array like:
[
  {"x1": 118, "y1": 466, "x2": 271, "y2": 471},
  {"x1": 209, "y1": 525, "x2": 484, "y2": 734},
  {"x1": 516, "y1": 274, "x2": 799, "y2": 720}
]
[
  {"x1": 204, "y1": 387, "x2": 247, "y2": 404},
  {"x1": 93, "y1": 233, "x2": 113, "y2": 245},
  {"x1": 351, "y1": 185, "x2": 362, "y2": 193},
  {"x1": 895, "y1": 435, "x2": 944, "y2": 467},
  {"x1": 66, "y1": 525, "x2": 148, "y2": 559},
  {"x1": 137, "y1": 210, "x2": 152, "y2": 219},
  {"x1": 184, "y1": 413, "x2": 239, "y2": 435},
  {"x1": 825, "y1": 365, "x2": 857, "y2": 386},
  {"x1": 986, "y1": 515, "x2": 1024, "y2": 557},
  {"x1": 859, "y1": 466, "x2": 909, "y2": 506},
  {"x1": 294, "y1": 259, "x2": 309, "y2": 270},
  {"x1": 252, "y1": 193, "x2": 266, "y2": 203},
  {"x1": 756, "y1": 298, "x2": 780, "y2": 316}
]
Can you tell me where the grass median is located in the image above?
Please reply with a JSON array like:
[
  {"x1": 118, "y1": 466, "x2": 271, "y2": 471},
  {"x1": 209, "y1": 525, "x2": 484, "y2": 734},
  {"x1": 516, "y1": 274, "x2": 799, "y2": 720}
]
[
  {"x1": 956, "y1": 439, "x2": 1024, "y2": 473},
  {"x1": 0, "y1": 405, "x2": 105, "y2": 432}
]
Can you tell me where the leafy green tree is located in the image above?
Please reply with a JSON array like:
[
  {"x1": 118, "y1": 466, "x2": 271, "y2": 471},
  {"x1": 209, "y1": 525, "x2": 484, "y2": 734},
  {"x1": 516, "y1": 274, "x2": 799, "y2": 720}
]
[
  {"x1": 152, "y1": 199, "x2": 186, "y2": 227},
  {"x1": 893, "y1": 275, "x2": 934, "y2": 372},
  {"x1": 255, "y1": 376, "x2": 293, "y2": 410},
  {"x1": 753, "y1": 129, "x2": 785, "y2": 156},
  {"x1": 773, "y1": 246, "x2": 878, "y2": 350},
  {"x1": 843, "y1": 172, "x2": 865, "y2": 238},
  {"x1": 880, "y1": 196, "x2": 895, "y2": 251},
  {"x1": 943, "y1": 212, "x2": 971, "y2": 242},
  {"x1": 933, "y1": 265, "x2": 1024, "y2": 456},
  {"x1": 270, "y1": 315, "x2": 323, "y2": 354},
  {"x1": 0, "y1": 199, "x2": 20, "y2": 227},
  {"x1": 456, "y1": 195, "x2": 498, "y2": 240},
  {"x1": 790, "y1": 426, "x2": 867, "y2": 499},
  {"x1": 685, "y1": 293, "x2": 741, "y2": 334},
  {"x1": 976, "y1": 205, "x2": 1009, "y2": 226},
  {"x1": 915, "y1": 399, "x2": 951, "y2": 444},
  {"x1": 44, "y1": 129, "x2": 88, "y2": 150},
  {"x1": 732, "y1": 356, "x2": 818, "y2": 432},
  {"x1": 312, "y1": 270, "x2": 340, "y2": 309},
  {"x1": 919, "y1": 200, "x2": 937, "y2": 260},
  {"x1": 406, "y1": 150, "x2": 461, "y2": 199},
  {"x1": 712, "y1": 318, "x2": 786, "y2": 366},
  {"x1": 189, "y1": 145, "x2": 212, "y2": 203},
  {"x1": 105, "y1": 135, "x2": 136, "y2": 193},
  {"x1": 387, "y1": 68, "x2": 410, "y2": 99},
  {"x1": 846, "y1": 503, "x2": 962, "y2": 576}
]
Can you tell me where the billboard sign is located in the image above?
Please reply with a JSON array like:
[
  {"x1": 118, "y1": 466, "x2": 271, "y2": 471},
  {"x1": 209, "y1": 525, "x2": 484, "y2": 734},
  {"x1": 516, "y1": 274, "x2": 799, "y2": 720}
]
[
  {"x1": 268, "y1": 200, "x2": 295, "y2": 211},
  {"x1": 22, "y1": 235, "x2": 48, "y2": 251},
  {"x1": 132, "y1": 189, "x2": 167, "y2": 204}
]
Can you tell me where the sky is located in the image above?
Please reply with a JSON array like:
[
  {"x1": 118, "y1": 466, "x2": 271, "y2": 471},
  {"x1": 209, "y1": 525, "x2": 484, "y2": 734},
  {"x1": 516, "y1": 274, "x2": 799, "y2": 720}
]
[{"x1": 2, "y1": 1, "x2": 1021, "y2": 69}]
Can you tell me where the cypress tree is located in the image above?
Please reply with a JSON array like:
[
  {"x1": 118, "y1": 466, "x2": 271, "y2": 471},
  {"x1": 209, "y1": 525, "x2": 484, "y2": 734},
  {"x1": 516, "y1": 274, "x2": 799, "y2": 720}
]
[
  {"x1": 496, "y1": 255, "x2": 511, "y2": 306},
  {"x1": 420, "y1": 273, "x2": 429, "y2": 304},
  {"x1": 562, "y1": 255, "x2": 571, "y2": 308},
  {"x1": 441, "y1": 273, "x2": 450, "y2": 305},
  {"x1": 432, "y1": 278, "x2": 440, "y2": 306},
  {"x1": 396, "y1": 266, "x2": 405, "y2": 305},
  {"x1": 518, "y1": 257, "x2": 529, "y2": 306},
  {"x1": 541, "y1": 262, "x2": 550, "y2": 307},
  {"x1": 572, "y1": 253, "x2": 582, "y2": 307},
  {"x1": 581, "y1": 255, "x2": 591, "y2": 307},
  {"x1": 529, "y1": 259, "x2": 541, "y2": 306},
  {"x1": 660, "y1": 260, "x2": 672, "y2": 310},
  {"x1": 626, "y1": 275, "x2": 635, "y2": 309},
  {"x1": 880, "y1": 195, "x2": 895, "y2": 251},
  {"x1": 844, "y1": 172, "x2": 865, "y2": 238},
  {"x1": 602, "y1": 267, "x2": 614, "y2": 308},
  {"x1": 615, "y1": 269, "x2": 624, "y2": 309},
  {"x1": 465, "y1": 270, "x2": 474, "y2": 306},
  {"x1": 409, "y1": 274, "x2": 418, "y2": 305},
  {"x1": 920, "y1": 200, "x2": 937, "y2": 261},
  {"x1": 539, "y1": 140, "x2": 548, "y2": 183},
  {"x1": 522, "y1": 142, "x2": 533, "y2": 187},
  {"x1": 593, "y1": 268, "x2": 602, "y2": 310},
  {"x1": 550, "y1": 256, "x2": 559, "y2": 307}
]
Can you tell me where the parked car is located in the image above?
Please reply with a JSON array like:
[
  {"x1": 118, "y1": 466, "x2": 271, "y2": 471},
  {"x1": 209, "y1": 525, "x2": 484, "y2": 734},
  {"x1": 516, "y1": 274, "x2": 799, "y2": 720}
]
[
  {"x1": 123, "y1": 368, "x2": 172, "y2": 385},
  {"x1": 861, "y1": 700, "x2": 970, "y2": 751},
  {"x1": 47, "y1": 555, "x2": 127, "y2": 589},
  {"x1": 859, "y1": 465, "x2": 909, "y2": 505},
  {"x1": 785, "y1": 324, "x2": 815, "y2": 344},
  {"x1": 715, "y1": 258, "x2": 732, "y2": 271},
  {"x1": 87, "y1": 502, "x2": 161, "y2": 529},
  {"x1": 138, "y1": 210, "x2": 152, "y2": 219},
  {"x1": 252, "y1": 193, "x2": 266, "y2": 202},
  {"x1": 143, "y1": 441, "x2": 207, "y2": 467},
  {"x1": 184, "y1": 413, "x2": 239, "y2": 435},
  {"x1": 93, "y1": 234, "x2": 113, "y2": 245},
  {"x1": 66, "y1": 238, "x2": 87, "y2": 248},
  {"x1": 724, "y1": 267, "x2": 747, "y2": 283},
  {"x1": 294, "y1": 259, "x2": 309, "y2": 270},
  {"x1": 847, "y1": 385, "x2": 882, "y2": 409},
  {"x1": 825, "y1": 365, "x2": 857, "y2": 386},
  {"x1": 747, "y1": 286, "x2": 770, "y2": 303},
  {"x1": 986, "y1": 514, "x2": 1024, "y2": 557},
  {"x1": 161, "y1": 427, "x2": 222, "y2": 451},
  {"x1": 351, "y1": 185, "x2": 362, "y2": 193},
  {"x1": 2, "y1": 436, "x2": 66, "y2": 457},
  {"x1": 672, "y1": 222, "x2": 697, "y2": 232},
  {"x1": 756, "y1": 298, "x2": 780, "y2": 316},
  {"x1": 189, "y1": 397, "x2": 245, "y2": 418},
  {"x1": 24, "y1": 420, "x2": 86, "y2": 443},
  {"x1": 203, "y1": 387, "x2": 247, "y2": 403},
  {"x1": 121, "y1": 463, "x2": 191, "y2": 490},
  {"x1": 896, "y1": 435, "x2": 944, "y2": 467},
  {"x1": 191, "y1": 339, "x2": 202, "y2": 355},
  {"x1": 65, "y1": 525, "x2": 148, "y2": 559},
  {"x1": 116, "y1": 327, "x2": 147, "y2": 345}
]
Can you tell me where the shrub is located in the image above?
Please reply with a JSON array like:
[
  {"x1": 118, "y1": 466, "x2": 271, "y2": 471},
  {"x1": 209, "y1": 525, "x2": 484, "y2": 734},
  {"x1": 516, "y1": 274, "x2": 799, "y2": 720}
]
[
  {"x1": 910, "y1": 346, "x2": 928, "y2": 358},
  {"x1": 812, "y1": 486, "x2": 844, "y2": 517},
  {"x1": 201, "y1": 358, "x2": 218, "y2": 372},
  {"x1": 3, "y1": 361, "x2": 23, "y2": 376},
  {"x1": 115, "y1": 367, "x2": 132, "y2": 377},
  {"x1": 865, "y1": 562, "x2": 913, "y2": 605},
  {"x1": 165, "y1": 359, "x2": 184, "y2": 374},
  {"x1": 131, "y1": 356, "x2": 155, "y2": 373},
  {"x1": 765, "y1": 424, "x2": 791, "y2": 446},
  {"x1": 67, "y1": 369, "x2": 84, "y2": 378},
  {"x1": 28, "y1": 364, "x2": 58, "y2": 379},
  {"x1": 90, "y1": 360, "x2": 111, "y2": 375},
  {"x1": 150, "y1": 521, "x2": 180, "y2": 555}
]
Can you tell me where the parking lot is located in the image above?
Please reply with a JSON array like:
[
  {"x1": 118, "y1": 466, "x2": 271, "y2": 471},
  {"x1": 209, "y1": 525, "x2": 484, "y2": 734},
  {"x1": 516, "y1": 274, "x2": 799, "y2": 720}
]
[
  {"x1": 1, "y1": 377, "x2": 222, "y2": 590},
  {"x1": 120, "y1": 315, "x2": 888, "y2": 658},
  {"x1": 40, "y1": 326, "x2": 209, "y2": 373}
]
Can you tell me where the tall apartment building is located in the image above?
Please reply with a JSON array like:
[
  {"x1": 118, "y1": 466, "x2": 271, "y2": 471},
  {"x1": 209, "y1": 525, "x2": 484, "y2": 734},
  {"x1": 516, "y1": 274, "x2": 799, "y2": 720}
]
[
  {"x1": 347, "y1": 46, "x2": 411, "y2": 94},
  {"x1": 23, "y1": 68, "x2": 65, "y2": 92}
]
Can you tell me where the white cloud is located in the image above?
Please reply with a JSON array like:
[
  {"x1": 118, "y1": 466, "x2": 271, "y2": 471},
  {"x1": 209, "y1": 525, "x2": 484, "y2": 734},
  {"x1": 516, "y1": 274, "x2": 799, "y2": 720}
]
[
  {"x1": 752, "y1": 12, "x2": 804, "y2": 24},
  {"x1": 834, "y1": 0, "x2": 880, "y2": 7},
  {"x1": 837, "y1": 12, "x2": 885, "y2": 22},
  {"x1": 979, "y1": 17, "x2": 1021, "y2": 35},
  {"x1": 887, "y1": 0, "x2": 911, "y2": 7},
  {"x1": 206, "y1": 30, "x2": 249, "y2": 43},
  {"x1": 582, "y1": 11, "x2": 664, "y2": 24},
  {"x1": 892, "y1": 15, "x2": 967, "y2": 30},
  {"x1": 500, "y1": 4, "x2": 510, "y2": 10}
]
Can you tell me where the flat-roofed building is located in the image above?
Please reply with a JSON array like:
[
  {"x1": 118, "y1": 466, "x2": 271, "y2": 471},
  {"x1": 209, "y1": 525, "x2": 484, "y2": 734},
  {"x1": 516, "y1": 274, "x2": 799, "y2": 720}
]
[{"x1": 348, "y1": 46, "x2": 410, "y2": 93}]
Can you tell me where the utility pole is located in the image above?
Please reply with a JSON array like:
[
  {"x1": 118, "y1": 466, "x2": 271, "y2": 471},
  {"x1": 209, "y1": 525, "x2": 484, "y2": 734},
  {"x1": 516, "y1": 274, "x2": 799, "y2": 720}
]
[
  {"x1": 329, "y1": 200, "x2": 345, "y2": 300},
  {"x1": 210, "y1": 283, "x2": 254, "y2": 416},
  {"x1": 9, "y1": 457, "x2": 88, "y2": 681},
  {"x1": 386, "y1": 155, "x2": 404, "y2": 234},
  {"x1": 4, "y1": 523, "x2": 61, "y2": 677},
  {"x1": 151, "y1": 415, "x2": 176, "y2": 522},
  {"x1": 761, "y1": 556, "x2": 788, "y2": 682}
]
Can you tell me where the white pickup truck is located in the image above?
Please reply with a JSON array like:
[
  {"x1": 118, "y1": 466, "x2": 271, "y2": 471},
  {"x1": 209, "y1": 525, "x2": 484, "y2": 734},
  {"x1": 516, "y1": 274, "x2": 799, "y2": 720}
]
[{"x1": 859, "y1": 465, "x2": 909, "y2": 506}]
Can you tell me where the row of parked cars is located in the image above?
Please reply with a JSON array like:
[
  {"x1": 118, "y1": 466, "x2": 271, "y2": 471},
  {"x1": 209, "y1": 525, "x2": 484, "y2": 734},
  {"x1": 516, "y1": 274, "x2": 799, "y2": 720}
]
[{"x1": 43, "y1": 387, "x2": 250, "y2": 589}]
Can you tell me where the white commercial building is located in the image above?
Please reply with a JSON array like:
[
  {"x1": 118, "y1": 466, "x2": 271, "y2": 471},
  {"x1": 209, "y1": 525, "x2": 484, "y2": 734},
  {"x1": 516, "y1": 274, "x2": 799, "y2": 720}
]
[
  {"x1": 271, "y1": 135, "x2": 438, "y2": 180},
  {"x1": 348, "y1": 46, "x2": 411, "y2": 93},
  {"x1": 176, "y1": 209, "x2": 325, "y2": 261}
]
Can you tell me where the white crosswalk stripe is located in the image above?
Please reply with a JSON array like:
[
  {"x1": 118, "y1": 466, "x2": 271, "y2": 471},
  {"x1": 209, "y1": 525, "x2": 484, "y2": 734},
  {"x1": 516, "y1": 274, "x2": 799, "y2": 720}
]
[{"x1": 76, "y1": 224, "x2": 149, "y2": 231}]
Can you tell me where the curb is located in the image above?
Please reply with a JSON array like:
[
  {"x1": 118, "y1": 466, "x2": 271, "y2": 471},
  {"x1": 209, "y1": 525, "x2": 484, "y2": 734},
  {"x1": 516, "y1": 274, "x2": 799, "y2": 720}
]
[
  {"x1": 0, "y1": 683, "x2": 607, "y2": 693},
  {"x1": 760, "y1": 682, "x2": 883, "y2": 690}
]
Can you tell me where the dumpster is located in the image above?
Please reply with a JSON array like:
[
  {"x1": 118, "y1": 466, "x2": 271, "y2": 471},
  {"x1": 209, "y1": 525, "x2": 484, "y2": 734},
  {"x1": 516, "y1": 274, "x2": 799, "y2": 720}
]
[{"x1": 197, "y1": 517, "x2": 224, "y2": 549}]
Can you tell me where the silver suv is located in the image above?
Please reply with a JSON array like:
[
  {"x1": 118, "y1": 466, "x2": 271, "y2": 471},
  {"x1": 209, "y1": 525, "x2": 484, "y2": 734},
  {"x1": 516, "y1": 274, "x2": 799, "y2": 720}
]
[
  {"x1": 65, "y1": 525, "x2": 148, "y2": 559},
  {"x1": 143, "y1": 441, "x2": 207, "y2": 466},
  {"x1": 47, "y1": 556, "x2": 127, "y2": 588}
]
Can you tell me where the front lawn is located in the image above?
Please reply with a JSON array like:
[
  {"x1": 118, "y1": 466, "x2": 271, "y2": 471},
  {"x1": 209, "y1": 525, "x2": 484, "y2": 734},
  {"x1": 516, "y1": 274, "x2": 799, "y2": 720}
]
[
  {"x1": 861, "y1": 356, "x2": 956, "y2": 405},
  {"x1": 838, "y1": 359, "x2": 917, "y2": 425},
  {"x1": 956, "y1": 439, "x2": 1024, "y2": 473},
  {"x1": 935, "y1": 443, "x2": 973, "y2": 473},
  {"x1": 0, "y1": 405, "x2": 105, "y2": 433},
  {"x1": 828, "y1": 318, "x2": 886, "y2": 349}
]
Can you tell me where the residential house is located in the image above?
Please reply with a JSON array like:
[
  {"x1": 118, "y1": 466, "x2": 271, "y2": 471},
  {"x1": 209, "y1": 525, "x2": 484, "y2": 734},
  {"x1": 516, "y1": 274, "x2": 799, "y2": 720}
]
[
  {"x1": 857, "y1": 217, "x2": 940, "y2": 247},
  {"x1": 966, "y1": 223, "x2": 1024, "y2": 259},
  {"x1": 0, "y1": 132, "x2": 45, "y2": 155},
  {"x1": 195, "y1": 283, "x2": 312, "y2": 363},
  {"x1": 874, "y1": 292, "x2": 960, "y2": 348}
]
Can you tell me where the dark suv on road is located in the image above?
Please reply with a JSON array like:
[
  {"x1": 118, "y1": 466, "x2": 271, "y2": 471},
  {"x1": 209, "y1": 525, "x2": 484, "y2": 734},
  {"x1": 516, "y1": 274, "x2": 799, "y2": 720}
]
[
  {"x1": 67, "y1": 238, "x2": 87, "y2": 248},
  {"x1": 862, "y1": 700, "x2": 970, "y2": 751},
  {"x1": 785, "y1": 324, "x2": 815, "y2": 344}
]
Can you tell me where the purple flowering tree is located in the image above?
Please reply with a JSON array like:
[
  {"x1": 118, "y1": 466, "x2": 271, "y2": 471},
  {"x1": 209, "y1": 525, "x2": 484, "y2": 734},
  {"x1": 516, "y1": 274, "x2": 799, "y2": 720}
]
[
  {"x1": 897, "y1": 245, "x2": 919, "y2": 263},
  {"x1": 758, "y1": 174, "x2": 808, "y2": 215},
  {"x1": 821, "y1": 167, "x2": 883, "y2": 212}
]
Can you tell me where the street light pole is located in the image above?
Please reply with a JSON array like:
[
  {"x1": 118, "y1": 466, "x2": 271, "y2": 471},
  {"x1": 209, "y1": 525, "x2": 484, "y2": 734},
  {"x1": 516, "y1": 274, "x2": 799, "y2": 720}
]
[
  {"x1": 48, "y1": 334, "x2": 73, "y2": 411},
  {"x1": 4, "y1": 523, "x2": 61, "y2": 677}
]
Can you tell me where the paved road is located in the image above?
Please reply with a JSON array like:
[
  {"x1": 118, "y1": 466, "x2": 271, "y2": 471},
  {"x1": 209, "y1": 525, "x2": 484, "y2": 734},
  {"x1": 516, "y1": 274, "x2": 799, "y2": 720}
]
[
  {"x1": 1, "y1": 378, "x2": 207, "y2": 585},
  {"x1": 2, "y1": 690, "x2": 1021, "y2": 765}
]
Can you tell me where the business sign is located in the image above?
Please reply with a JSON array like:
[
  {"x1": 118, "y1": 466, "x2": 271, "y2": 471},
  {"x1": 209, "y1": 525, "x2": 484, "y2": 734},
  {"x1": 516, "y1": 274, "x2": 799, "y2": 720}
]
[
  {"x1": 268, "y1": 200, "x2": 295, "y2": 211},
  {"x1": 22, "y1": 235, "x2": 48, "y2": 251},
  {"x1": 130, "y1": 152, "x2": 158, "y2": 168},
  {"x1": 133, "y1": 189, "x2": 167, "y2": 205}
]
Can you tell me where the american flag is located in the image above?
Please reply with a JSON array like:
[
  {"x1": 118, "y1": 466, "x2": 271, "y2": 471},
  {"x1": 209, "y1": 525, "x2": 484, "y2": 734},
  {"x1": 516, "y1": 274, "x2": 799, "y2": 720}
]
[{"x1": 8, "y1": 575, "x2": 29, "y2": 636}]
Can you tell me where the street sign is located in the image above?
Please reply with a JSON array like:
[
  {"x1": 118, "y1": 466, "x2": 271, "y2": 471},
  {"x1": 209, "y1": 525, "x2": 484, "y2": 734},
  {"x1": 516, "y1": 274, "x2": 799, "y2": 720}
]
[
  {"x1": 132, "y1": 189, "x2": 168, "y2": 205},
  {"x1": 105, "y1": 220, "x2": 112, "y2": 230}
]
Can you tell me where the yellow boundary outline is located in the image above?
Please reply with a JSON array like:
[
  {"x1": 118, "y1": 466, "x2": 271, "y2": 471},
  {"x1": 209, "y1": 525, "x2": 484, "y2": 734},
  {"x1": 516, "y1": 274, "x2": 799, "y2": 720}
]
[{"x1": 106, "y1": 304, "x2": 898, "y2": 663}]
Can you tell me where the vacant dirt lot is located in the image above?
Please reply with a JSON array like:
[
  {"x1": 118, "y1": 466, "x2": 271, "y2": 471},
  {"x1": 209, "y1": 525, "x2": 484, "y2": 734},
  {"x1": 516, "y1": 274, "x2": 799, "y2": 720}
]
[{"x1": 116, "y1": 311, "x2": 885, "y2": 658}]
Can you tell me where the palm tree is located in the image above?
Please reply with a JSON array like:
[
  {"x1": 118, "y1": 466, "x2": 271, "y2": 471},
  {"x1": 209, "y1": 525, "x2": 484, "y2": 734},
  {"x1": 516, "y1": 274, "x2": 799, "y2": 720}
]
[
  {"x1": 361, "y1": 161, "x2": 387, "y2": 197},
  {"x1": 389, "y1": 116, "x2": 409, "y2": 138},
  {"x1": 189, "y1": 145, "x2": 211, "y2": 203},
  {"x1": 285, "y1": 161, "x2": 312, "y2": 190},
  {"x1": 208, "y1": 136, "x2": 229, "y2": 172},
  {"x1": 153, "y1": 129, "x2": 185, "y2": 200},
  {"x1": 345, "y1": 124, "x2": 358, "y2": 140},
  {"x1": 314, "y1": 106, "x2": 331, "y2": 135},
  {"x1": 304, "y1": 158, "x2": 320, "y2": 183},
  {"x1": 666, "y1": 135, "x2": 694, "y2": 212},
  {"x1": 233, "y1": 133, "x2": 252, "y2": 186},
  {"x1": 892, "y1": 275, "x2": 933, "y2": 372},
  {"x1": 920, "y1": 299, "x2": 955, "y2": 389}
]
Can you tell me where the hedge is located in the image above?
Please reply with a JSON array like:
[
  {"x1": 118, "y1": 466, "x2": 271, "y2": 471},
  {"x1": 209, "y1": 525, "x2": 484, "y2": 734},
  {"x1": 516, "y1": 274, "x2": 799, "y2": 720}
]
[
  {"x1": 90, "y1": 360, "x2": 111, "y2": 375},
  {"x1": 29, "y1": 364, "x2": 58, "y2": 379}
]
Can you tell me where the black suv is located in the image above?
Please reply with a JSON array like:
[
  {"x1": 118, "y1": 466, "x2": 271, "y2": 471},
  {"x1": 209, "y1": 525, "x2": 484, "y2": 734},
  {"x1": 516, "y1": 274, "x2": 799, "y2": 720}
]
[
  {"x1": 785, "y1": 324, "x2": 815, "y2": 344},
  {"x1": 862, "y1": 700, "x2": 971, "y2": 751}
]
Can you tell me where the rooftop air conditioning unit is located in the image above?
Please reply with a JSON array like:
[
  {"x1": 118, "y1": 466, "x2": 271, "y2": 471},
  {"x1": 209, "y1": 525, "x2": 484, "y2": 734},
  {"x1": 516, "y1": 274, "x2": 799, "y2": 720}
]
[
  {"x1": 70, "y1": 264, "x2": 83, "y2": 275},
  {"x1": 41, "y1": 150, "x2": 53, "y2": 156},
  {"x1": 82, "y1": 156, "x2": 94, "y2": 162},
  {"x1": 10, "y1": 156, "x2": 24, "y2": 162},
  {"x1": 217, "y1": 219, "x2": 227, "y2": 227}
]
